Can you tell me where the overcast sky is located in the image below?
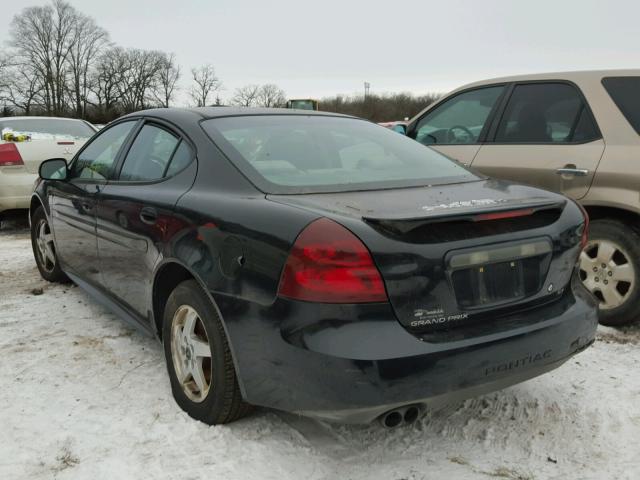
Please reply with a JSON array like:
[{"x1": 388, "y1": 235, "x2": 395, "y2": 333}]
[{"x1": 1, "y1": 0, "x2": 638, "y2": 104}]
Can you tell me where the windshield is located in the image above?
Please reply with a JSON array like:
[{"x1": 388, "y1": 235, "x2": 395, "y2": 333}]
[
  {"x1": 202, "y1": 115, "x2": 478, "y2": 194},
  {"x1": 288, "y1": 100, "x2": 316, "y2": 110},
  {"x1": 0, "y1": 118, "x2": 96, "y2": 140}
]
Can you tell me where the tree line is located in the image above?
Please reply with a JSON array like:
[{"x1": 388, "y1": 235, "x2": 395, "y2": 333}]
[
  {"x1": 320, "y1": 92, "x2": 441, "y2": 123},
  {"x1": 0, "y1": 0, "x2": 289, "y2": 123},
  {"x1": 0, "y1": 0, "x2": 440, "y2": 124}
]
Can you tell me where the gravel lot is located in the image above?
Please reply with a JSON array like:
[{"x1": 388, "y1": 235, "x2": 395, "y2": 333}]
[{"x1": 1, "y1": 223, "x2": 639, "y2": 480}]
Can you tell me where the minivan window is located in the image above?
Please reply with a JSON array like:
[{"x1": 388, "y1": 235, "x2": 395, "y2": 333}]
[
  {"x1": 602, "y1": 77, "x2": 640, "y2": 135},
  {"x1": 203, "y1": 115, "x2": 478, "y2": 194},
  {"x1": 494, "y1": 83, "x2": 599, "y2": 143},
  {"x1": 119, "y1": 124, "x2": 179, "y2": 181},
  {"x1": 413, "y1": 86, "x2": 505, "y2": 145}
]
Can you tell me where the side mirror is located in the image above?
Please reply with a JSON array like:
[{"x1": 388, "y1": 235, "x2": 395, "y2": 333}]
[
  {"x1": 391, "y1": 124, "x2": 407, "y2": 135},
  {"x1": 39, "y1": 158, "x2": 68, "y2": 181}
]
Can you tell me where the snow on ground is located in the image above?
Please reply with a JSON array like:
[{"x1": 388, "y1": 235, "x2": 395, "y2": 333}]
[{"x1": 1, "y1": 223, "x2": 639, "y2": 480}]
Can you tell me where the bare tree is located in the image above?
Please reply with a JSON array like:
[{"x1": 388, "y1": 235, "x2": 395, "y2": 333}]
[
  {"x1": 152, "y1": 53, "x2": 180, "y2": 108},
  {"x1": 117, "y1": 48, "x2": 164, "y2": 113},
  {"x1": 256, "y1": 84, "x2": 286, "y2": 108},
  {"x1": 189, "y1": 64, "x2": 221, "y2": 107},
  {"x1": 232, "y1": 84, "x2": 260, "y2": 107},
  {"x1": 67, "y1": 12, "x2": 109, "y2": 118},
  {"x1": 89, "y1": 47, "x2": 127, "y2": 117},
  {"x1": 9, "y1": 0, "x2": 78, "y2": 115},
  {"x1": 2, "y1": 65, "x2": 44, "y2": 115}
]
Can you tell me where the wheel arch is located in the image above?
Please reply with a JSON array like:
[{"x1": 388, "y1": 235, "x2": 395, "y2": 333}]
[
  {"x1": 151, "y1": 259, "x2": 247, "y2": 395},
  {"x1": 29, "y1": 193, "x2": 46, "y2": 225},
  {"x1": 582, "y1": 204, "x2": 640, "y2": 233}
]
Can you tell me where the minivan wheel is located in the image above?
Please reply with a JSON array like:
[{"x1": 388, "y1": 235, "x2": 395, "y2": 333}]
[
  {"x1": 163, "y1": 279, "x2": 252, "y2": 424},
  {"x1": 578, "y1": 219, "x2": 640, "y2": 326},
  {"x1": 30, "y1": 206, "x2": 68, "y2": 283}
]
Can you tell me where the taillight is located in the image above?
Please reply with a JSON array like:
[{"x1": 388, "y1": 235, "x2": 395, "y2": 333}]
[
  {"x1": 0, "y1": 143, "x2": 24, "y2": 166},
  {"x1": 278, "y1": 218, "x2": 387, "y2": 303},
  {"x1": 575, "y1": 202, "x2": 589, "y2": 248}
]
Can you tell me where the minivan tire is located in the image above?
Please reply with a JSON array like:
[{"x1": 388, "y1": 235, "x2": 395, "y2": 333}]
[{"x1": 579, "y1": 219, "x2": 640, "y2": 326}]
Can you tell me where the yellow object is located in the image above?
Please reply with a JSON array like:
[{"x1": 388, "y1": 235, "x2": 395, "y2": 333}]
[{"x1": 2, "y1": 132, "x2": 31, "y2": 142}]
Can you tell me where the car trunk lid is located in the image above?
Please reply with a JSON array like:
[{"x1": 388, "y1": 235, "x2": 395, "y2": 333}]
[
  {"x1": 269, "y1": 180, "x2": 583, "y2": 335},
  {"x1": 4, "y1": 139, "x2": 85, "y2": 174}
]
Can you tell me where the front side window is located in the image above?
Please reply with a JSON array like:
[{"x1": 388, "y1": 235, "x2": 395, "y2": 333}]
[
  {"x1": 602, "y1": 76, "x2": 640, "y2": 134},
  {"x1": 119, "y1": 125, "x2": 179, "y2": 181},
  {"x1": 202, "y1": 115, "x2": 478, "y2": 194},
  {"x1": 70, "y1": 121, "x2": 136, "y2": 181},
  {"x1": 494, "y1": 83, "x2": 599, "y2": 143},
  {"x1": 413, "y1": 86, "x2": 505, "y2": 145}
]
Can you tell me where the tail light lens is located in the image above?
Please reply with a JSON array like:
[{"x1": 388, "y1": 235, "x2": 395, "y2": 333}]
[
  {"x1": 0, "y1": 143, "x2": 24, "y2": 166},
  {"x1": 278, "y1": 218, "x2": 387, "y2": 303},
  {"x1": 473, "y1": 208, "x2": 535, "y2": 222}
]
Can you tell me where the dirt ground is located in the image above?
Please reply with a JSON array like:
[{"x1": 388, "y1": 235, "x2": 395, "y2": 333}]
[{"x1": 1, "y1": 222, "x2": 639, "y2": 480}]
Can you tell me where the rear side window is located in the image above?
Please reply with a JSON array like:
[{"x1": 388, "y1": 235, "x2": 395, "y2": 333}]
[
  {"x1": 165, "y1": 141, "x2": 193, "y2": 177},
  {"x1": 494, "y1": 83, "x2": 599, "y2": 143},
  {"x1": 602, "y1": 77, "x2": 640, "y2": 134},
  {"x1": 119, "y1": 124, "x2": 179, "y2": 181}
]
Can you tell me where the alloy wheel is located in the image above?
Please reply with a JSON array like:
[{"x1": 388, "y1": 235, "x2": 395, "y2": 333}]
[
  {"x1": 579, "y1": 239, "x2": 635, "y2": 310},
  {"x1": 36, "y1": 219, "x2": 56, "y2": 273},
  {"x1": 170, "y1": 305, "x2": 213, "y2": 402}
]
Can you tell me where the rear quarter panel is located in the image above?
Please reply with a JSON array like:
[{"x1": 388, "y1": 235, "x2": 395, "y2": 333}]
[{"x1": 577, "y1": 75, "x2": 640, "y2": 213}]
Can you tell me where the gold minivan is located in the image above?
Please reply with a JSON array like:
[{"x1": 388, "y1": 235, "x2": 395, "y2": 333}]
[{"x1": 404, "y1": 70, "x2": 640, "y2": 326}]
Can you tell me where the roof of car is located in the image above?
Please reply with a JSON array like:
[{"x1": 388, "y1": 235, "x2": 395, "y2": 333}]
[
  {"x1": 457, "y1": 69, "x2": 640, "y2": 91},
  {"x1": 0, "y1": 116, "x2": 88, "y2": 122},
  {"x1": 125, "y1": 107, "x2": 354, "y2": 122}
]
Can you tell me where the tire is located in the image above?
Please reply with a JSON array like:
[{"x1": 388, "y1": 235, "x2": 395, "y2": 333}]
[
  {"x1": 578, "y1": 219, "x2": 640, "y2": 326},
  {"x1": 30, "y1": 205, "x2": 68, "y2": 283},
  {"x1": 162, "y1": 279, "x2": 252, "y2": 424}
]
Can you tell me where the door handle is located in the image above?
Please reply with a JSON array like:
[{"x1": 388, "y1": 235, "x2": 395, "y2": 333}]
[
  {"x1": 556, "y1": 167, "x2": 589, "y2": 176},
  {"x1": 140, "y1": 207, "x2": 158, "y2": 225}
]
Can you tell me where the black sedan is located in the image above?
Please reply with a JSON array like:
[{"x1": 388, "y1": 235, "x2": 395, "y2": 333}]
[{"x1": 30, "y1": 108, "x2": 598, "y2": 426}]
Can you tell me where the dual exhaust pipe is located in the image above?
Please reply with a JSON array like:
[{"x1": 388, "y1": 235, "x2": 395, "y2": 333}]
[{"x1": 379, "y1": 404, "x2": 422, "y2": 428}]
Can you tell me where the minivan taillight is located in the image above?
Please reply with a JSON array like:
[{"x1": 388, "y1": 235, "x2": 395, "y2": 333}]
[
  {"x1": 0, "y1": 143, "x2": 24, "y2": 166},
  {"x1": 278, "y1": 218, "x2": 387, "y2": 303}
]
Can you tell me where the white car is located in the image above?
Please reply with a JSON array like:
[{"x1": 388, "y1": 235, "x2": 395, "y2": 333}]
[{"x1": 0, "y1": 117, "x2": 97, "y2": 221}]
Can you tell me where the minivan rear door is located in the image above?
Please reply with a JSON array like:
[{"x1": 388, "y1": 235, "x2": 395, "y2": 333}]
[{"x1": 471, "y1": 82, "x2": 605, "y2": 200}]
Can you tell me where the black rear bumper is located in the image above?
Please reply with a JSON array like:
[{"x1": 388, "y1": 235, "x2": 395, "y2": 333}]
[{"x1": 215, "y1": 278, "x2": 598, "y2": 424}]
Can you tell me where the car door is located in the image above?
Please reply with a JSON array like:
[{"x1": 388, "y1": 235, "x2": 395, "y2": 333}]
[
  {"x1": 407, "y1": 85, "x2": 507, "y2": 165},
  {"x1": 49, "y1": 120, "x2": 138, "y2": 285},
  {"x1": 471, "y1": 82, "x2": 605, "y2": 200},
  {"x1": 96, "y1": 121, "x2": 196, "y2": 318}
]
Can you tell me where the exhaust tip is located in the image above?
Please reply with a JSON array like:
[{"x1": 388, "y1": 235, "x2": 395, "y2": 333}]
[
  {"x1": 379, "y1": 404, "x2": 424, "y2": 428},
  {"x1": 403, "y1": 406, "x2": 420, "y2": 424},
  {"x1": 382, "y1": 411, "x2": 403, "y2": 428}
]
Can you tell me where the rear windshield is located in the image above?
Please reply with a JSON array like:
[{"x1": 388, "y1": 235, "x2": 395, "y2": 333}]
[
  {"x1": 0, "y1": 118, "x2": 96, "y2": 140},
  {"x1": 602, "y1": 77, "x2": 640, "y2": 134},
  {"x1": 202, "y1": 115, "x2": 478, "y2": 194}
]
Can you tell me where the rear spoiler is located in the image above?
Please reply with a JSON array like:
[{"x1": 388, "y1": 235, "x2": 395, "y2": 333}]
[{"x1": 363, "y1": 198, "x2": 566, "y2": 235}]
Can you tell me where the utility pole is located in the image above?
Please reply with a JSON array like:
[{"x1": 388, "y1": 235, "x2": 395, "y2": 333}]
[{"x1": 364, "y1": 82, "x2": 370, "y2": 100}]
